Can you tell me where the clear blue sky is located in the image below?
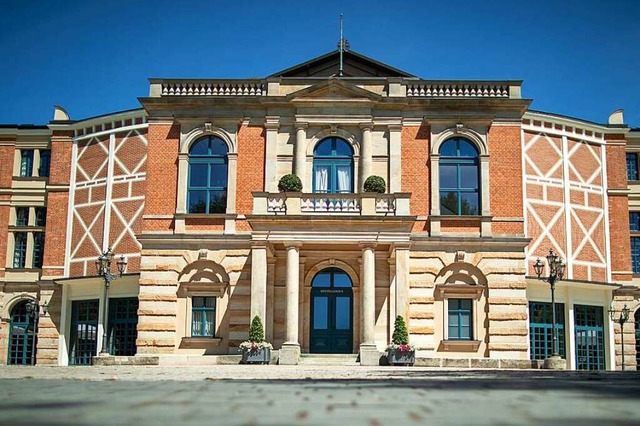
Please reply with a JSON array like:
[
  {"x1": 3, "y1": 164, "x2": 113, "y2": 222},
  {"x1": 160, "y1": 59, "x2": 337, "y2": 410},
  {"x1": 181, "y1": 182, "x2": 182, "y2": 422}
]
[{"x1": 1, "y1": 0, "x2": 638, "y2": 126}]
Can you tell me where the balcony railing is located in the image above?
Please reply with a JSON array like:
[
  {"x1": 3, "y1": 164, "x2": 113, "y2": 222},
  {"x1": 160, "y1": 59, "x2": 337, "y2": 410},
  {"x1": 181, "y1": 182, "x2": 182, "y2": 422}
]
[{"x1": 252, "y1": 192, "x2": 411, "y2": 216}]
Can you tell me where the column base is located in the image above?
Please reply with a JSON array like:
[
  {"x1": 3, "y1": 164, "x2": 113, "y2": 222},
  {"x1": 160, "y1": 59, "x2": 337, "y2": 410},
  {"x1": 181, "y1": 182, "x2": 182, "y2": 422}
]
[
  {"x1": 278, "y1": 343, "x2": 300, "y2": 365},
  {"x1": 543, "y1": 355, "x2": 567, "y2": 370},
  {"x1": 359, "y1": 343, "x2": 381, "y2": 366}
]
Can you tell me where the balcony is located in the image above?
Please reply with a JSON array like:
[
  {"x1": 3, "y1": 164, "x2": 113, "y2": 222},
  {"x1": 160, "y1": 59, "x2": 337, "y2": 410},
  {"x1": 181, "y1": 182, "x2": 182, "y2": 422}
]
[{"x1": 252, "y1": 192, "x2": 411, "y2": 216}]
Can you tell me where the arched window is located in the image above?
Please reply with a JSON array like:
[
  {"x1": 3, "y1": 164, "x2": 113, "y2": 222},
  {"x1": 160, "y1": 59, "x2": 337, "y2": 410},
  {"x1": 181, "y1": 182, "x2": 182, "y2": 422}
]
[
  {"x1": 439, "y1": 137, "x2": 479, "y2": 215},
  {"x1": 188, "y1": 136, "x2": 228, "y2": 213},
  {"x1": 313, "y1": 137, "x2": 353, "y2": 193}
]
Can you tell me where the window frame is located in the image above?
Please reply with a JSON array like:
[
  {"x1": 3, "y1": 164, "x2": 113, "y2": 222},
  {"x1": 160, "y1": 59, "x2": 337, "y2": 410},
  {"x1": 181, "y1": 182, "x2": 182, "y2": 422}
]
[
  {"x1": 15, "y1": 207, "x2": 29, "y2": 227},
  {"x1": 32, "y1": 232, "x2": 45, "y2": 268},
  {"x1": 19, "y1": 150, "x2": 34, "y2": 177},
  {"x1": 186, "y1": 136, "x2": 229, "y2": 215},
  {"x1": 190, "y1": 296, "x2": 217, "y2": 338},
  {"x1": 627, "y1": 152, "x2": 639, "y2": 182},
  {"x1": 13, "y1": 232, "x2": 27, "y2": 268},
  {"x1": 438, "y1": 138, "x2": 480, "y2": 216},
  {"x1": 38, "y1": 149, "x2": 51, "y2": 177},
  {"x1": 312, "y1": 137, "x2": 354, "y2": 194},
  {"x1": 447, "y1": 298, "x2": 473, "y2": 340},
  {"x1": 630, "y1": 212, "x2": 640, "y2": 275}
]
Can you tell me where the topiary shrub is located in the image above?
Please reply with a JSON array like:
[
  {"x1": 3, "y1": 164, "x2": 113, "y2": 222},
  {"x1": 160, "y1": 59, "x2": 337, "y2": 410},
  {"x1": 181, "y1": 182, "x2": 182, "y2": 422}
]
[
  {"x1": 363, "y1": 175, "x2": 386, "y2": 193},
  {"x1": 278, "y1": 174, "x2": 303, "y2": 192},
  {"x1": 248, "y1": 315, "x2": 265, "y2": 343},
  {"x1": 391, "y1": 315, "x2": 409, "y2": 345}
]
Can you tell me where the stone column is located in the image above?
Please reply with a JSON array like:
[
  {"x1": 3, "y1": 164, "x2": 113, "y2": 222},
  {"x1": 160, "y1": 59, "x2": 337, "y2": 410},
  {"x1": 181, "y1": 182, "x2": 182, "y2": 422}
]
[
  {"x1": 359, "y1": 242, "x2": 379, "y2": 365},
  {"x1": 294, "y1": 123, "x2": 307, "y2": 188},
  {"x1": 250, "y1": 243, "x2": 268, "y2": 324},
  {"x1": 360, "y1": 124, "x2": 373, "y2": 191},
  {"x1": 280, "y1": 241, "x2": 302, "y2": 365}
]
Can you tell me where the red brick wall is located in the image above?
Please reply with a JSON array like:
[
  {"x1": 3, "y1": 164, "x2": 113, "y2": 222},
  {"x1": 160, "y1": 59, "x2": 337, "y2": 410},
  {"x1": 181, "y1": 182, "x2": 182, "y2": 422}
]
[
  {"x1": 43, "y1": 132, "x2": 73, "y2": 277},
  {"x1": 401, "y1": 125, "x2": 430, "y2": 219},
  {"x1": 489, "y1": 125, "x2": 523, "y2": 233},
  {"x1": 606, "y1": 138, "x2": 632, "y2": 282},
  {"x1": 0, "y1": 143, "x2": 14, "y2": 277},
  {"x1": 143, "y1": 123, "x2": 179, "y2": 232},
  {"x1": 235, "y1": 124, "x2": 265, "y2": 215}
]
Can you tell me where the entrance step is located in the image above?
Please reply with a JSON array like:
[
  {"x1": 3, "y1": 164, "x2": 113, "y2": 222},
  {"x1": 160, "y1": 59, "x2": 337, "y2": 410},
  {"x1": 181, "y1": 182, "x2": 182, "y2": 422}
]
[{"x1": 298, "y1": 354, "x2": 359, "y2": 366}]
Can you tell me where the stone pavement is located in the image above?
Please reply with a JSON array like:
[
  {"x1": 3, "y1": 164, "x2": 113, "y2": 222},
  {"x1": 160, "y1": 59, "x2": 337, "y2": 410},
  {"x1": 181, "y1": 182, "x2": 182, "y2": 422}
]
[{"x1": 0, "y1": 366, "x2": 639, "y2": 425}]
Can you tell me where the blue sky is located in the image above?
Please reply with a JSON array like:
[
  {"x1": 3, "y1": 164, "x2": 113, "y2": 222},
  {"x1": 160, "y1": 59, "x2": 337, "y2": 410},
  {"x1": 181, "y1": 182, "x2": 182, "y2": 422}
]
[{"x1": 1, "y1": 0, "x2": 638, "y2": 126}]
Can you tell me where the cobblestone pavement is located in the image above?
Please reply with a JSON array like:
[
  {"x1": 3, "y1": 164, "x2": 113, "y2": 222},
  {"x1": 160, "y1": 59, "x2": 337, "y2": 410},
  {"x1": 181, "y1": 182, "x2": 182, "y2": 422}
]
[{"x1": 0, "y1": 366, "x2": 639, "y2": 425}]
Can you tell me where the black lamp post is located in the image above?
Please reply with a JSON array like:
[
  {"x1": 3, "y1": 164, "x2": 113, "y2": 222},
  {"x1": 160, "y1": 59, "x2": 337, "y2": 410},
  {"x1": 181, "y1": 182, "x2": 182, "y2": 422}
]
[
  {"x1": 533, "y1": 249, "x2": 566, "y2": 360},
  {"x1": 95, "y1": 247, "x2": 127, "y2": 356},
  {"x1": 25, "y1": 299, "x2": 39, "y2": 366},
  {"x1": 609, "y1": 304, "x2": 630, "y2": 371}
]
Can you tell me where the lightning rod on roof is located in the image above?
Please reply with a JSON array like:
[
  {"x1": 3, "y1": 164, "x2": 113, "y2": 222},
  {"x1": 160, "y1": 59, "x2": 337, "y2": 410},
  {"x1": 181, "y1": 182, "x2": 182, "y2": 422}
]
[{"x1": 337, "y1": 13, "x2": 350, "y2": 77}]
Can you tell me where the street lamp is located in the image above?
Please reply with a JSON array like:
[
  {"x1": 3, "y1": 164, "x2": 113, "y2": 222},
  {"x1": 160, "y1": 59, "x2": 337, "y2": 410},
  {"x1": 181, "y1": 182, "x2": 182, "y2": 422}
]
[
  {"x1": 25, "y1": 299, "x2": 39, "y2": 366},
  {"x1": 609, "y1": 304, "x2": 630, "y2": 371},
  {"x1": 533, "y1": 249, "x2": 566, "y2": 368},
  {"x1": 95, "y1": 247, "x2": 127, "y2": 356}
]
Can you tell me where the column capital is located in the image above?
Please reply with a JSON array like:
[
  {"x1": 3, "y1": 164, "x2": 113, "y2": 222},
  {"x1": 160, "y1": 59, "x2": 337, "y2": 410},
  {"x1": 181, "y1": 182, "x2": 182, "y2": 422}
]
[
  {"x1": 360, "y1": 123, "x2": 374, "y2": 131},
  {"x1": 264, "y1": 115, "x2": 280, "y2": 130},
  {"x1": 284, "y1": 241, "x2": 303, "y2": 250},
  {"x1": 359, "y1": 242, "x2": 377, "y2": 250},
  {"x1": 294, "y1": 121, "x2": 308, "y2": 130}
]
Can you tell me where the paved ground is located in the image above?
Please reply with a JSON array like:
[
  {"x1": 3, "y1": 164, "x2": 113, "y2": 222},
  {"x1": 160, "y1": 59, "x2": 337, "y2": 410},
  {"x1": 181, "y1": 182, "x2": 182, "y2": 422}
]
[{"x1": 0, "y1": 366, "x2": 639, "y2": 425}]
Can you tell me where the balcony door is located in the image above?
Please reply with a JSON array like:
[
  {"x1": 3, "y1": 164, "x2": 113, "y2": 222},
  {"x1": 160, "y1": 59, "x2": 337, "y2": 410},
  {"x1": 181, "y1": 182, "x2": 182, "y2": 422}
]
[
  {"x1": 310, "y1": 268, "x2": 353, "y2": 353},
  {"x1": 313, "y1": 137, "x2": 353, "y2": 193}
]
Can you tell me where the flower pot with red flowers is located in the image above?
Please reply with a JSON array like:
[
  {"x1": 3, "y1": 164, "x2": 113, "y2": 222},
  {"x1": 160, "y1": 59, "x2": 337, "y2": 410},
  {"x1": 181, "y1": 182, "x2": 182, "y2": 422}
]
[
  {"x1": 386, "y1": 315, "x2": 415, "y2": 366},
  {"x1": 239, "y1": 316, "x2": 272, "y2": 364}
]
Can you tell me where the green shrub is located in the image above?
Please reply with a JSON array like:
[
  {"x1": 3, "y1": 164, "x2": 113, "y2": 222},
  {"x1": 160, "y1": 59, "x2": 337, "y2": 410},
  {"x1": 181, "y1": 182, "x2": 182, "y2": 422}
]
[
  {"x1": 248, "y1": 316, "x2": 265, "y2": 343},
  {"x1": 391, "y1": 315, "x2": 409, "y2": 345},
  {"x1": 363, "y1": 175, "x2": 386, "y2": 193},
  {"x1": 278, "y1": 174, "x2": 303, "y2": 192}
]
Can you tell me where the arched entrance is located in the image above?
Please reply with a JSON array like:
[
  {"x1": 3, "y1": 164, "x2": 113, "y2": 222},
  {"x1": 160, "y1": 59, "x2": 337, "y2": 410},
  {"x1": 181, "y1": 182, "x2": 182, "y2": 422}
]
[
  {"x1": 310, "y1": 268, "x2": 353, "y2": 353},
  {"x1": 8, "y1": 300, "x2": 37, "y2": 365}
]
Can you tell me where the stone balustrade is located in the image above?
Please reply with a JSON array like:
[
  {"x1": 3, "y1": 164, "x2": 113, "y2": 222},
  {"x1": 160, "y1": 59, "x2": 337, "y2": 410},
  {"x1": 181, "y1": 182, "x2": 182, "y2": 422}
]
[
  {"x1": 252, "y1": 192, "x2": 411, "y2": 216},
  {"x1": 407, "y1": 83, "x2": 512, "y2": 98},
  {"x1": 155, "y1": 80, "x2": 265, "y2": 96}
]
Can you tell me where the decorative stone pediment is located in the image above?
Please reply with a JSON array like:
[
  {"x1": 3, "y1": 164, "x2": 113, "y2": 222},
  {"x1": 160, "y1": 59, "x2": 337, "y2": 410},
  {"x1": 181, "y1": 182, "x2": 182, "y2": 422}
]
[
  {"x1": 177, "y1": 259, "x2": 230, "y2": 297},
  {"x1": 287, "y1": 79, "x2": 381, "y2": 103},
  {"x1": 434, "y1": 261, "x2": 487, "y2": 299}
]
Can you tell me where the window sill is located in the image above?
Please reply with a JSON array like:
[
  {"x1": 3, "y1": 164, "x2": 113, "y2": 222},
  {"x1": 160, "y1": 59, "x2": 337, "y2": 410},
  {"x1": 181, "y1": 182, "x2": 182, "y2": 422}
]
[
  {"x1": 430, "y1": 215, "x2": 491, "y2": 220},
  {"x1": 440, "y1": 340, "x2": 481, "y2": 352},
  {"x1": 176, "y1": 213, "x2": 236, "y2": 219},
  {"x1": 180, "y1": 337, "x2": 222, "y2": 348},
  {"x1": 6, "y1": 268, "x2": 42, "y2": 272},
  {"x1": 13, "y1": 176, "x2": 48, "y2": 181},
  {"x1": 435, "y1": 284, "x2": 484, "y2": 298}
]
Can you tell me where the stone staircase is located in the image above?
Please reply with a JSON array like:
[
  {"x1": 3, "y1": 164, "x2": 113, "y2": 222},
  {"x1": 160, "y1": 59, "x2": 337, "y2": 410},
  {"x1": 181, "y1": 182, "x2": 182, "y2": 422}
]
[{"x1": 298, "y1": 354, "x2": 360, "y2": 366}]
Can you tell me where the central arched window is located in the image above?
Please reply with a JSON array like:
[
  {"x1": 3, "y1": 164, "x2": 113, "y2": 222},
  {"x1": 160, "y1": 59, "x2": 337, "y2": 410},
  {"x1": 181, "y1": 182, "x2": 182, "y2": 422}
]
[
  {"x1": 313, "y1": 137, "x2": 353, "y2": 193},
  {"x1": 188, "y1": 136, "x2": 228, "y2": 214},
  {"x1": 439, "y1": 137, "x2": 479, "y2": 215}
]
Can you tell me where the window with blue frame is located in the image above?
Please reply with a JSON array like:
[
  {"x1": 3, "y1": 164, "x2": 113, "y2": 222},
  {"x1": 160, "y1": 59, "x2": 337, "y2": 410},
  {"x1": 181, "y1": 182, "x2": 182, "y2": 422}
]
[
  {"x1": 447, "y1": 298, "x2": 472, "y2": 340},
  {"x1": 13, "y1": 232, "x2": 27, "y2": 268},
  {"x1": 439, "y1": 138, "x2": 480, "y2": 215},
  {"x1": 35, "y1": 207, "x2": 47, "y2": 227},
  {"x1": 15, "y1": 207, "x2": 29, "y2": 226},
  {"x1": 32, "y1": 232, "x2": 45, "y2": 268},
  {"x1": 191, "y1": 297, "x2": 216, "y2": 337},
  {"x1": 39, "y1": 150, "x2": 51, "y2": 177},
  {"x1": 630, "y1": 212, "x2": 640, "y2": 274},
  {"x1": 627, "y1": 153, "x2": 639, "y2": 182},
  {"x1": 20, "y1": 150, "x2": 33, "y2": 177},
  {"x1": 529, "y1": 302, "x2": 566, "y2": 360},
  {"x1": 313, "y1": 137, "x2": 354, "y2": 193},
  {"x1": 187, "y1": 136, "x2": 228, "y2": 214}
]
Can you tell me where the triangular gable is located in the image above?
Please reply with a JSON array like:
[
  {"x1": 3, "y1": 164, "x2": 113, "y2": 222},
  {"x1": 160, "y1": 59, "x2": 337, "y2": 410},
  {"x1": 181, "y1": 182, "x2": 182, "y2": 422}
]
[
  {"x1": 270, "y1": 50, "x2": 415, "y2": 78},
  {"x1": 286, "y1": 79, "x2": 382, "y2": 102}
]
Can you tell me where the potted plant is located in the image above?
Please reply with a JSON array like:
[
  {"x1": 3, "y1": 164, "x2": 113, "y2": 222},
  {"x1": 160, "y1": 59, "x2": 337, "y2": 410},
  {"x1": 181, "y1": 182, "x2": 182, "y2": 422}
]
[
  {"x1": 363, "y1": 175, "x2": 386, "y2": 193},
  {"x1": 278, "y1": 174, "x2": 303, "y2": 192},
  {"x1": 386, "y1": 315, "x2": 415, "y2": 366},
  {"x1": 239, "y1": 316, "x2": 273, "y2": 364}
]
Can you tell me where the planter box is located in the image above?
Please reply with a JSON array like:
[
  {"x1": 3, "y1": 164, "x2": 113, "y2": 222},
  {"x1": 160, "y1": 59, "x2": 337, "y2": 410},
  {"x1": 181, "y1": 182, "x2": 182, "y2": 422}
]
[
  {"x1": 387, "y1": 349, "x2": 415, "y2": 366},
  {"x1": 241, "y1": 347, "x2": 271, "y2": 364}
]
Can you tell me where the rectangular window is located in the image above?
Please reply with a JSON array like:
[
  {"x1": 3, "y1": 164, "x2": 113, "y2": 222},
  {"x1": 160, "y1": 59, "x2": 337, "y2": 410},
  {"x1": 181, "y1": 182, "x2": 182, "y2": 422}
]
[
  {"x1": 20, "y1": 150, "x2": 34, "y2": 177},
  {"x1": 632, "y1": 237, "x2": 640, "y2": 274},
  {"x1": 35, "y1": 207, "x2": 47, "y2": 227},
  {"x1": 631, "y1": 212, "x2": 640, "y2": 232},
  {"x1": 38, "y1": 150, "x2": 51, "y2": 177},
  {"x1": 191, "y1": 297, "x2": 216, "y2": 337},
  {"x1": 32, "y1": 232, "x2": 45, "y2": 268},
  {"x1": 627, "y1": 153, "x2": 639, "y2": 182},
  {"x1": 448, "y1": 298, "x2": 472, "y2": 340},
  {"x1": 529, "y1": 302, "x2": 566, "y2": 360},
  {"x1": 15, "y1": 207, "x2": 29, "y2": 226},
  {"x1": 13, "y1": 232, "x2": 27, "y2": 268}
]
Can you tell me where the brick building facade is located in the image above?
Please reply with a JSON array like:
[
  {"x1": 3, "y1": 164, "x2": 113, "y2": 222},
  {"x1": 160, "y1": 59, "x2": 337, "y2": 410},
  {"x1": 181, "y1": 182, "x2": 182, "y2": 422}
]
[{"x1": 1, "y1": 50, "x2": 638, "y2": 369}]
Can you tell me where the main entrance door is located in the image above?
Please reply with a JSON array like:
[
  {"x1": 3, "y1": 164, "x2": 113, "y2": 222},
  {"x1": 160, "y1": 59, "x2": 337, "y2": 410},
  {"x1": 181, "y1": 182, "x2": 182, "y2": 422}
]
[
  {"x1": 310, "y1": 268, "x2": 353, "y2": 353},
  {"x1": 8, "y1": 301, "x2": 37, "y2": 365},
  {"x1": 574, "y1": 305, "x2": 605, "y2": 370}
]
